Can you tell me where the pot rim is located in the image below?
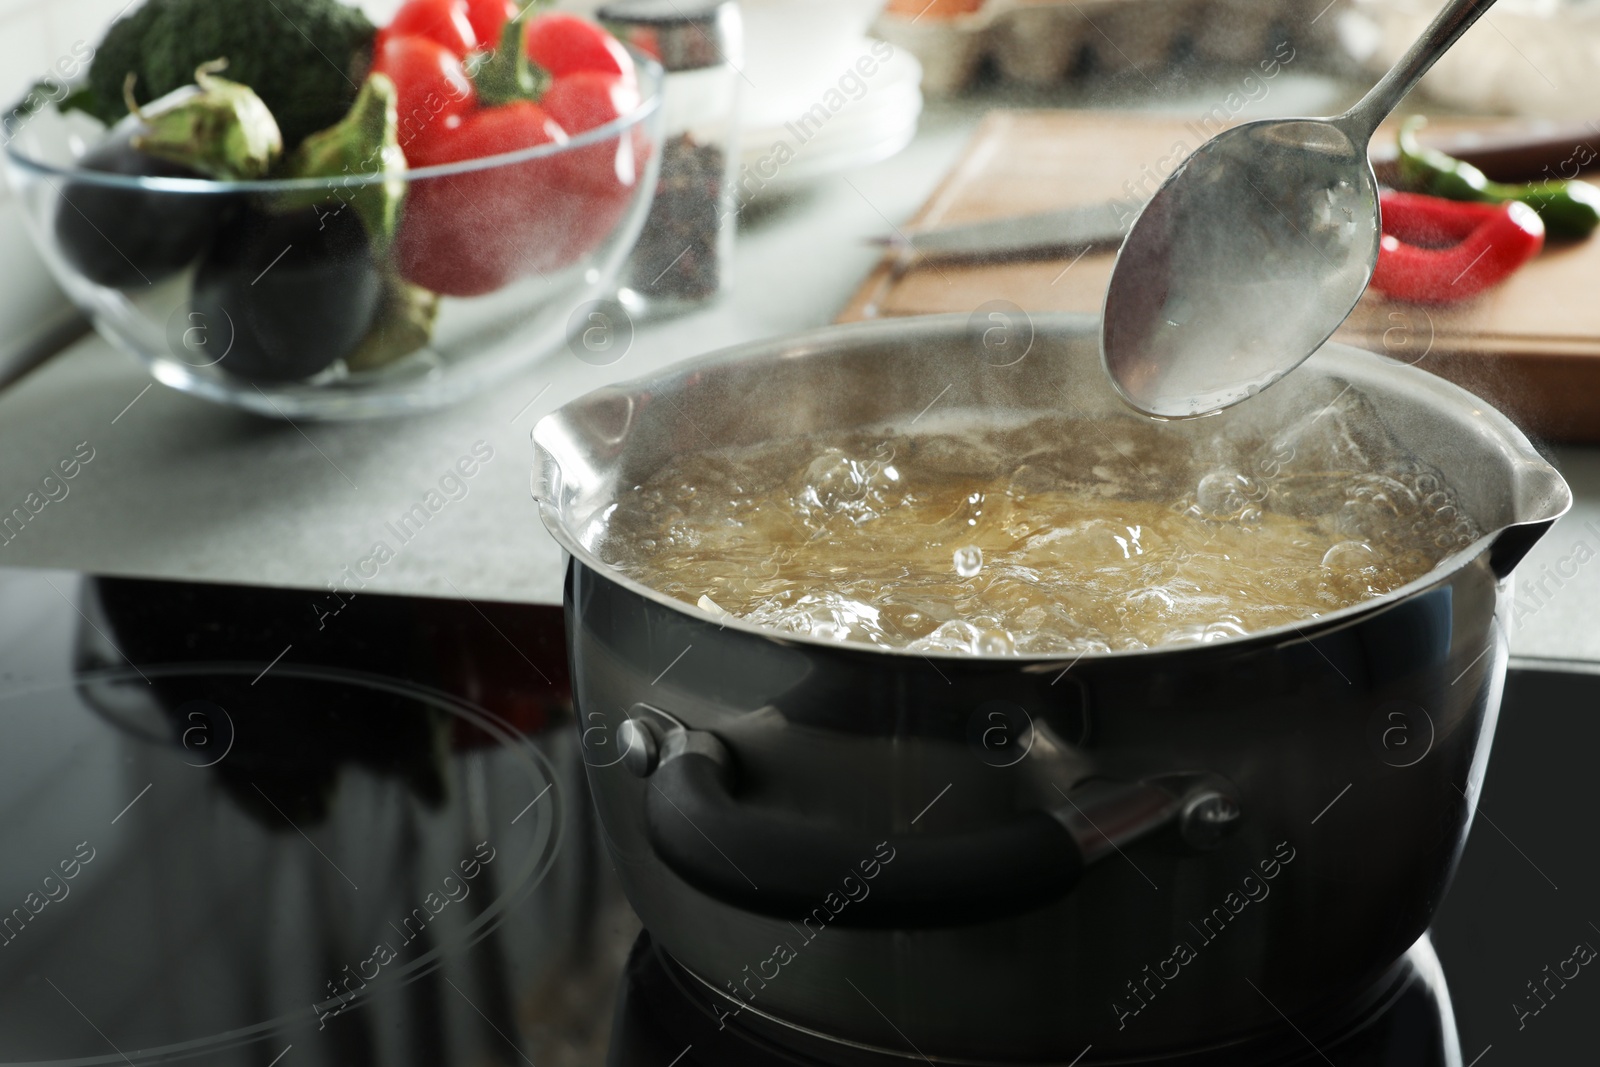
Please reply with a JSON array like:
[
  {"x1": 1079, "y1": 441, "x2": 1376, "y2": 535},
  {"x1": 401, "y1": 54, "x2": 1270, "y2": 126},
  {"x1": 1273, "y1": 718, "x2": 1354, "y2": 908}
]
[{"x1": 533, "y1": 313, "x2": 1571, "y2": 664}]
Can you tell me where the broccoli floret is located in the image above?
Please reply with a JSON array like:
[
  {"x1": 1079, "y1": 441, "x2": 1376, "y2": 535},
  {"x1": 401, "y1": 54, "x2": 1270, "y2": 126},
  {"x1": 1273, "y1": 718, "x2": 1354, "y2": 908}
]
[{"x1": 71, "y1": 0, "x2": 374, "y2": 148}]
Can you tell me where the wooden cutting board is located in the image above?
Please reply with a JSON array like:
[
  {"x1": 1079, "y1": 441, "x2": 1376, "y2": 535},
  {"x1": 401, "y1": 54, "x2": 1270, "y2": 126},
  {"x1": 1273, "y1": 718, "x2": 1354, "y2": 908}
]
[{"x1": 838, "y1": 111, "x2": 1600, "y2": 443}]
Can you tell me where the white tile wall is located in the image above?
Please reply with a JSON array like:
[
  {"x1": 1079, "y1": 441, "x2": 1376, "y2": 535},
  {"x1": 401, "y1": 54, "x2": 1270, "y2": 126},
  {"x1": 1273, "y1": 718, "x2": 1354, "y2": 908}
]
[
  {"x1": 0, "y1": 0, "x2": 128, "y2": 364},
  {"x1": 0, "y1": 0, "x2": 125, "y2": 110}
]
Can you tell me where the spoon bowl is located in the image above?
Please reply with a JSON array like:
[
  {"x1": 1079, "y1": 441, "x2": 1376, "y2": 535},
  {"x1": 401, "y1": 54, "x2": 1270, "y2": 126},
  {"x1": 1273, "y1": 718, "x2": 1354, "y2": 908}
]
[
  {"x1": 1101, "y1": 0, "x2": 1503, "y2": 418},
  {"x1": 1102, "y1": 119, "x2": 1379, "y2": 418}
]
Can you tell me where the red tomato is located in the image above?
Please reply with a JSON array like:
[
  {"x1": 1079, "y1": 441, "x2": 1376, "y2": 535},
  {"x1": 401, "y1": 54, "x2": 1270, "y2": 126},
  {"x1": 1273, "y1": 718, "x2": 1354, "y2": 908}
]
[
  {"x1": 395, "y1": 102, "x2": 587, "y2": 297},
  {"x1": 372, "y1": 35, "x2": 477, "y2": 158},
  {"x1": 461, "y1": 0, "x2": 518, "y2": 48},
  {"x1": 526, "y1": 12, "x2": 635, "y2": 81},
  {"x1": 540, "y1": 72, "x2": 650, "y2": 254},
  {"x1": 379, "y1": 0, "x2": 478, "y2": 57}
]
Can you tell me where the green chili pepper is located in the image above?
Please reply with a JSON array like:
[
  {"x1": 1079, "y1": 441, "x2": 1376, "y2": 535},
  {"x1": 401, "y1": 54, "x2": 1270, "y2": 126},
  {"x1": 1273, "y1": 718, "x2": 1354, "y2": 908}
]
[{"x1": 1397, "y1": 116, "x2": 1600, "y2": 239}]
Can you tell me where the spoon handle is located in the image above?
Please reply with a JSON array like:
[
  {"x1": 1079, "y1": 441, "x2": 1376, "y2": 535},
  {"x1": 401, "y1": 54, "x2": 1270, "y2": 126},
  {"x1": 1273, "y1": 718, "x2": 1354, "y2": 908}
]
[{"x1": 1337, "y1": 0, "x2": 1502, "y2": 143}]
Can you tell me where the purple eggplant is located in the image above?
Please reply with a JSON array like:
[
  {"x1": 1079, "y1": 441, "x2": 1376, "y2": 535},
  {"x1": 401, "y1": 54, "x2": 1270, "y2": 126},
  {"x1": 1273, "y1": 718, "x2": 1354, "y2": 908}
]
[
  {"x1": 188, "y1": 74, "x2": 403, "y2": 382},
  {"x1": 53, "y1": 66, "x2": 281, "y2": 289},
  {"x1": 54, "y1": 135, "x2": 235, "y2": 288},
  {"x1": 192, "y1": 203, "x2": 382, "y2": 382}
]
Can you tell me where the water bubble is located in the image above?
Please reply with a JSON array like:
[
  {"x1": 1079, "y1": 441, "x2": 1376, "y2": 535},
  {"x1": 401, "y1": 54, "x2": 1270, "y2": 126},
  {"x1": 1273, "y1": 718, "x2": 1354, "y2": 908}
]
[
  {"x1": 881, "y1": 602, "x2": 937, "y2": 639},
  {"x1": 801, "y1": 450, "x2": 862, "y2": 508},
  {"x1": 598, "y1": 406, "x2": 1481, "y2": 657},
  {"x1": 1014, "y1": 632, "x2": 1078, "y2": 655},
  {"x1": 913, "y1": 620, "x2": 983, "y2": 654},
  {"x1": 1203, "y1": 617, "x2": 1249, "y2": 641},
  {"x1": 1195, "y1": 471, "x2": 1263, "y2": 519},
  {"x1": 1322, "y1": 540, "x2": 1379, "y2": 572},
  {"x1": 976, "y1": 630, "x2": 1013, "y2": 656}
]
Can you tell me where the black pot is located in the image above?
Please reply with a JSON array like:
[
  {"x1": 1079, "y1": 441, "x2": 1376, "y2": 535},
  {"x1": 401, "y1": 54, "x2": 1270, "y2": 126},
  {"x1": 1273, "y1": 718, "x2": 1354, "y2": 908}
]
[{"x1": 533, "y1": 314, "x2": 1568, "y2": 1063}]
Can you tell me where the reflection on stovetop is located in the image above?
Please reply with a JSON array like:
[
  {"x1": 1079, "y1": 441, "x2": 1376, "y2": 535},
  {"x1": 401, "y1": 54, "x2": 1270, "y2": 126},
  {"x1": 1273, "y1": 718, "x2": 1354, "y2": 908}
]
[
  {"x1": 612, "y1": 930, "x2": 1459, "y2": 1067},
  {"x1": 0, "y1": 568, "x2": 634, "y2": 1067},
  {"x1": 0, "y1": 568, "x2": 1595, "y2": 1064}
]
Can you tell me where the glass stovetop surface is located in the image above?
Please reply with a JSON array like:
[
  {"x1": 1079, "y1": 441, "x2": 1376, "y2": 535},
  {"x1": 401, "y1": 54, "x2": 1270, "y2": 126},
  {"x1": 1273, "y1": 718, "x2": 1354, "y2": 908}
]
[{"x1": 0, "y1": 567, "x2": 1593, "y2": 1066}]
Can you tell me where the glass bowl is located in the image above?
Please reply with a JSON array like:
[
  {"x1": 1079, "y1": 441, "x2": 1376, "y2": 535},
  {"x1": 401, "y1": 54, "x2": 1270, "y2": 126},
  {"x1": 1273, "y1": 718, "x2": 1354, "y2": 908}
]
[{"x1": 1, "y1": 60, "x2": 662, "y2": 419}]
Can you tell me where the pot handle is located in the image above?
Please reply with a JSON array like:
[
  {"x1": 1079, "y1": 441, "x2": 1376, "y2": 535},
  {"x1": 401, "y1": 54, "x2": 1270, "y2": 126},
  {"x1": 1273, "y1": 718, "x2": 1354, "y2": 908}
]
[{"x1": 623, "y1": 715, "x2": 1239, "y2": 928}]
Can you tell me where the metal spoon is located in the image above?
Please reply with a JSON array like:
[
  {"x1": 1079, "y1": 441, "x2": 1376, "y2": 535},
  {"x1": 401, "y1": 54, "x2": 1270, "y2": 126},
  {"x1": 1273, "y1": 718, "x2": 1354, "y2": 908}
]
[{"x1": 1101, "y1": 0, "x2": 1502, "y2": 418}]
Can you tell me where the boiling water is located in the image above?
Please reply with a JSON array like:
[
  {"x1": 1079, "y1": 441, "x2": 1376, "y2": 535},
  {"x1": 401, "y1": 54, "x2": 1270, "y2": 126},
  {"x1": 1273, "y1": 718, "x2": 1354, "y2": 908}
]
[{"x1": 594, "y1": 389, "x2": 1480, "y2": 655}]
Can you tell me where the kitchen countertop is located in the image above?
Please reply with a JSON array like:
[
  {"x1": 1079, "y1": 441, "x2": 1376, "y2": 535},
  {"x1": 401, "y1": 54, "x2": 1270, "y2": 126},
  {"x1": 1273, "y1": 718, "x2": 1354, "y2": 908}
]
[{"x1": 1, "y1": 69, "x2": 1597, "y2": 660}]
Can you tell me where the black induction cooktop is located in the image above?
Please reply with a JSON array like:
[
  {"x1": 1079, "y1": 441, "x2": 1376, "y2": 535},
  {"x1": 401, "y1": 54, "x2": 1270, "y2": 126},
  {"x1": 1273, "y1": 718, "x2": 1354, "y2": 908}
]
[{"x1": 0, "y1": 565, "x2": 1592, "y2": 1066}]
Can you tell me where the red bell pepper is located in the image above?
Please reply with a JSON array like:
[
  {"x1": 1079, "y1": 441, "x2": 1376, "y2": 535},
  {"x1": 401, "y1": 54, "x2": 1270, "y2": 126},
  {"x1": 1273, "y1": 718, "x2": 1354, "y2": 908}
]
[
  {"x1": 371, "y1": 34, "x2": 477, "y2": 155},
  {"x1": 540, "y1": 71, "x2": 648, "y2": 258},
  {"x1": 526, "y1": 11, "x2": 636, "y2": 82},
  {"x1": 394, "y1": 102, "x2": 576, "y2": 297},
  {"x1": 379, "y1": 0, "x2": 648, "y2": 296},
  {"x1": 462, "y1": 0, "x2": 519, "y2": 46},
  {"x1": 1370, "y1": 190, "x2": 1544, "y2": 305},
  {"x1": 378, "y1": 0, "x2": 479, "y2": 57}
]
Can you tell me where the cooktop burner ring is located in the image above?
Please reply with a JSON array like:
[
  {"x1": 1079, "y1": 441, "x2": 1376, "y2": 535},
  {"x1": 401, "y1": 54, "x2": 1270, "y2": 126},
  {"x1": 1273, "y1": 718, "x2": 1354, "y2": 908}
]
[
  {"x1": 0, "y1": 661, "x2": 571, "y2": 1066},
  {"x1": 63, "y1": 659, "x2": 535, "y2": 750},
  {"x1": 642, "y1": 936, "x2": 1448, "y2": 1067}
]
